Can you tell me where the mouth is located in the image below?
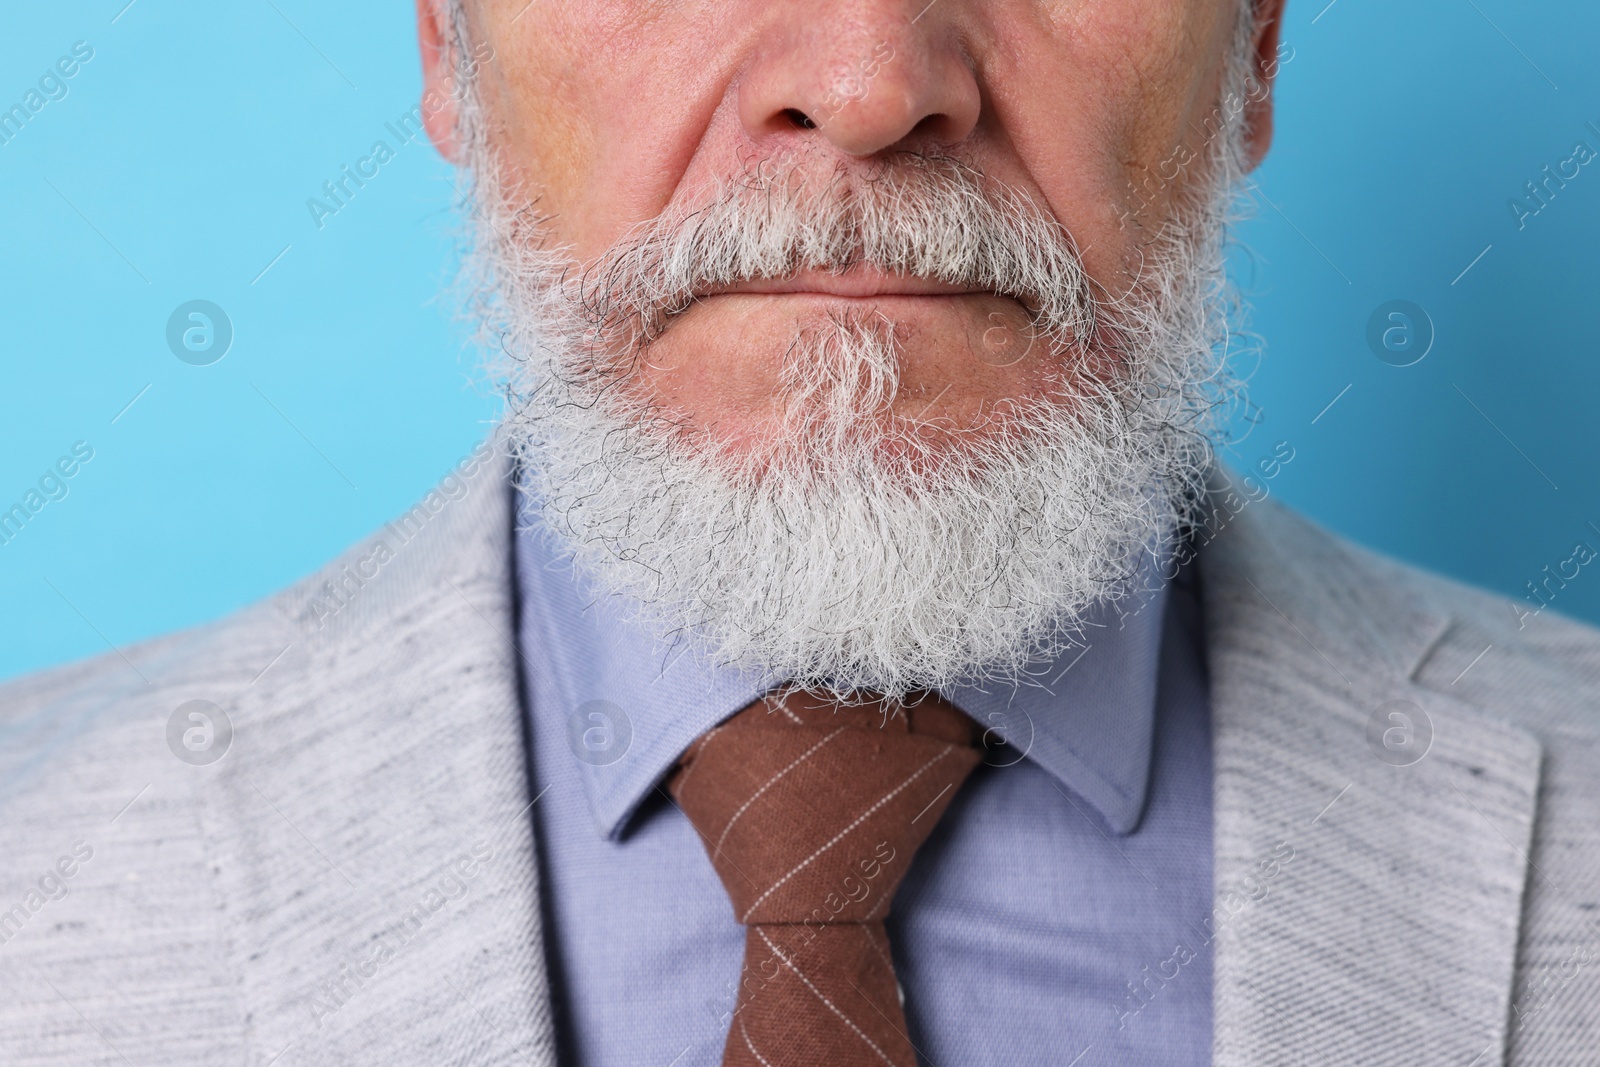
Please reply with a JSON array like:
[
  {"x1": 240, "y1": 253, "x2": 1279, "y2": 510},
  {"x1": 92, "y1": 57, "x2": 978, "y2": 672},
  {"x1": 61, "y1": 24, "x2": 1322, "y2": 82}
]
[{"x1": 698, "y1": 265, "x2": 991, "y2": 301}]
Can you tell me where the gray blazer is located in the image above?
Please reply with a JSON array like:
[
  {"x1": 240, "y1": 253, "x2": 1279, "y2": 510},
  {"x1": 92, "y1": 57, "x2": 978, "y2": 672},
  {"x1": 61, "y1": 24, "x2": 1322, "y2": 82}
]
[{"x1": 2, "y1": 444, "x2": 1596, "y2": 1066}]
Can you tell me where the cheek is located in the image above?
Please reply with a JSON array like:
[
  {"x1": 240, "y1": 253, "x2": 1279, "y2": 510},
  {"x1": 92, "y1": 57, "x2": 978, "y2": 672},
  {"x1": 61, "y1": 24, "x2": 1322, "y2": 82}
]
[
  {"x1": 978, "y1": 19, "x2": 1146, "y2": 277},
  {"x1": 478, "y1": 1, "x2": 711, "y2": 260},
  {"x1": 481, "y1": 29, "x2": 600, "y2": 216},
  {"x1": 990, "y1": 2, "x2": 1226, "y2": 275}
]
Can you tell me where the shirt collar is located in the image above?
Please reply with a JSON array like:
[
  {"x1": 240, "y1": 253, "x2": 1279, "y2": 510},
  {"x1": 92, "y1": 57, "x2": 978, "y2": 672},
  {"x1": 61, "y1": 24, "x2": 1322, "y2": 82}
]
[
  {"x1": 940, "y1": 577, "x2": 1167, "y2": 835},
  {"x1": 515, "y1": 507, "x2": 1169, "y2": 841}
]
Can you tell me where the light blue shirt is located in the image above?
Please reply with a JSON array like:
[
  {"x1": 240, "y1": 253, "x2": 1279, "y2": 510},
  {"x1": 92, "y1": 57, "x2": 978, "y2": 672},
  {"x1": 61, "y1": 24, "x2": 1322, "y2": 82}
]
[{"x1": 514, "y1": 500, "x2": 1214, "y2": 1066}]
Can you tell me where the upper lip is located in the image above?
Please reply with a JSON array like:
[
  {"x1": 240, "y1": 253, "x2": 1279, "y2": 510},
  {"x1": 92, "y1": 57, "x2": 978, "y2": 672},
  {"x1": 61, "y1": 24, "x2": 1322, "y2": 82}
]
[{"x1": 701, "y1": 267, "x2": 984, "y2": 299}]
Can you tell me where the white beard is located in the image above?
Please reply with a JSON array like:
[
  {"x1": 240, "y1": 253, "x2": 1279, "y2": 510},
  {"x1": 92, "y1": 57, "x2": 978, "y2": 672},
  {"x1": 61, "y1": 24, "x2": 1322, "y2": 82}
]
[{"x1": 453, "y1": 32, "x2": 1251, "y2": 699}]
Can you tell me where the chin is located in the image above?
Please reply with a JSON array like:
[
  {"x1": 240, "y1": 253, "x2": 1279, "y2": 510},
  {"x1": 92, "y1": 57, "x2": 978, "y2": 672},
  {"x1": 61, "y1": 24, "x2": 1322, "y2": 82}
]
[{"x1": 620, "y1": 297, "x2": 1109, "y2": 480}]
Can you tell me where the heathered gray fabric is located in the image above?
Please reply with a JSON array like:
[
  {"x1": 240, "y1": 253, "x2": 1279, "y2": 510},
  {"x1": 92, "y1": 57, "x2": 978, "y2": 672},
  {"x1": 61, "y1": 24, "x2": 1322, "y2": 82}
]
[
  {"x1": 0, "y1": 439, "x2": 556, "y2": 1066},
  {"x1": 0, "y1": 443, "x2": 1596, "y2": 1066},
  {"x1": 1199, "y1": 473, "x2": 1553, "y2": 1067}
]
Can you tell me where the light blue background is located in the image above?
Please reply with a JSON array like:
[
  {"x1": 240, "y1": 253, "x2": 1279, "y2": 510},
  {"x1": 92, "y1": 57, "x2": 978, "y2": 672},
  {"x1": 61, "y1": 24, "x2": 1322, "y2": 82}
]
[{"x1": 3, "y1": 1, "x2": 1598, "y2": 681}]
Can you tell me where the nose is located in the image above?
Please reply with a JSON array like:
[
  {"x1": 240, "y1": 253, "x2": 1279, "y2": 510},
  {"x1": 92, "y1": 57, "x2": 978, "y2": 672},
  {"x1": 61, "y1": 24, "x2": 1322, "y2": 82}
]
[{"x1": 737, "y1": 3, "x2": 982, "y2": 158}]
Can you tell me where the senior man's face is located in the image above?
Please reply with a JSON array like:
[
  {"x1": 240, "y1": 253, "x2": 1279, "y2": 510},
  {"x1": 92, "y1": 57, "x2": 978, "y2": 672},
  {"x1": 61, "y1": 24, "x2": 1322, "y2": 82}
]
[
  {"x1": 416, "y1": 0, "x2": 1285, "y2": 696},
  {"x1": 425, "y1": 0, "x2": 1278, "y2": 440}
]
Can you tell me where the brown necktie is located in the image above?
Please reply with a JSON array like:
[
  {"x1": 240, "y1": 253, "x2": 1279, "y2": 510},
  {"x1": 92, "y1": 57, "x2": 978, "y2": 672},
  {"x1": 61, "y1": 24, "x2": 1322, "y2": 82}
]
[{"x1": 668, "y1": 688, "x2": 981, "y2": 1067}]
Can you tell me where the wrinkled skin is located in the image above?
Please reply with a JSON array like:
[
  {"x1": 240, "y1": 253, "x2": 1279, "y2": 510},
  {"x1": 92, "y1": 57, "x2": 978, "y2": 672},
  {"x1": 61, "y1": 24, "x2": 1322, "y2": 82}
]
[{"x1": 417, "y1": 0, "x2": 1285, "y2": 452}]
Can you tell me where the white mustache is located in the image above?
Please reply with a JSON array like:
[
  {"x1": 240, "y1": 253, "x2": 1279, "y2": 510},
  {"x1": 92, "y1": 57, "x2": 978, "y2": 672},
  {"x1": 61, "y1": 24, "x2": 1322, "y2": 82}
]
[{"x1": 570, "y1": 155, "x2": 1103, "y2": 354}]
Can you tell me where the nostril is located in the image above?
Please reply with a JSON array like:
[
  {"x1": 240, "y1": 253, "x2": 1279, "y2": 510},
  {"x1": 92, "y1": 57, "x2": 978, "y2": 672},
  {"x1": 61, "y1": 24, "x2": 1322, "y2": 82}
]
[{"x1": 781, "y1": 108, "x2": 817, "y2": 130}]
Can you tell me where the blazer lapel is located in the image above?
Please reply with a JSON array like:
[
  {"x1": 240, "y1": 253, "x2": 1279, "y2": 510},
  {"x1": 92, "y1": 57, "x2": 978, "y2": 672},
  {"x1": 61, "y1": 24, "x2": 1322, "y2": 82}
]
[
  {"x1": 1199, "y1": 477, "x2": 1542, "y2": 1066},
  {"x1": 204, "y1": 444, "x2": 558, "y2": 1066}
]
